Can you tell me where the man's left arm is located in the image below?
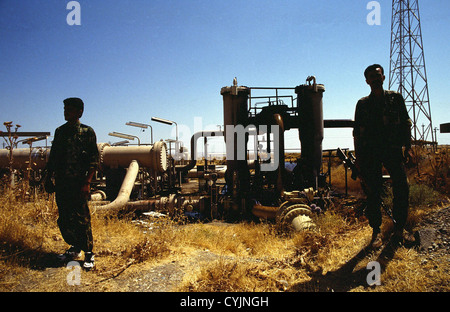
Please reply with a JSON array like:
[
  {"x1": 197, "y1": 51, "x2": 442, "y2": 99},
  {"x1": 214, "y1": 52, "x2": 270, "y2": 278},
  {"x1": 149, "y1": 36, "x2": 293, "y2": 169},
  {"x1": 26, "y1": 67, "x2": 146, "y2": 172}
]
[
  {"x1": 396, "y1": 93, "x2": 413, "y2": 161},
  {"x1": 81, "y1": 128, "x2": 99, "y2": 198}
]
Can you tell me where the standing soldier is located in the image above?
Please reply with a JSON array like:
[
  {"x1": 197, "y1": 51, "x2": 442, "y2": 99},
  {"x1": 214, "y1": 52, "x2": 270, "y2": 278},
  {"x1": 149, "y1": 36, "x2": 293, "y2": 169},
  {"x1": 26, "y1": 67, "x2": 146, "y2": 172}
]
[
  {"x1": 353, "y1": 64, "x2": 414, "y2": 248},
  {"x1": 45, "y1": 97, "x2": 99, "y2": 270}
]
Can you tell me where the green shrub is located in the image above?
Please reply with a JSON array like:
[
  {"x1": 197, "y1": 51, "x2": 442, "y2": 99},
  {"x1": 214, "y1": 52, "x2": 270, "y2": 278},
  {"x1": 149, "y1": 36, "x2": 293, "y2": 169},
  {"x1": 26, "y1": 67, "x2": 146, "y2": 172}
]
[{"x1": 408, "y1": 183, "x2": 441, "y2": 207}]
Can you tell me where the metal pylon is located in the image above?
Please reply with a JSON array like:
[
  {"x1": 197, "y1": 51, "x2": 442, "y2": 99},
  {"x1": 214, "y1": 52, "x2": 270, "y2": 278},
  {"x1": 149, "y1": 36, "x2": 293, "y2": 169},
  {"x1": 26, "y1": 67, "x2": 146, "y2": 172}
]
[{"x1": 389, "y1": 0, "x2": 434, "y2": 144}]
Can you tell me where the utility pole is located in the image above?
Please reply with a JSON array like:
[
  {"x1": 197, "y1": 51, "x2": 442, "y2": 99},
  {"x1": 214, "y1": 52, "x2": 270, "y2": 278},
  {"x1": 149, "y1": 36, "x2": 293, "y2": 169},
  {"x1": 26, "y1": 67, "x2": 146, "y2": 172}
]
[{"x1": 389, "y1": 0, "x2": 434, "y2": 145}]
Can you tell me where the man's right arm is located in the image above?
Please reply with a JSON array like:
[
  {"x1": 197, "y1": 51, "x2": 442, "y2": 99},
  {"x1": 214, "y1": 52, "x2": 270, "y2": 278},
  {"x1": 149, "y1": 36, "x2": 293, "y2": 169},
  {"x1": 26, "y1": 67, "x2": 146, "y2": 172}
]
[
  {"x1": 44, "y1": 128, "x2": 60, "y2": 192},
  {"x1": 46, "y1": 128, "x2": 60, "y2": 174},
  {"x1": 353, "y1": 100, "x2": 362, "y2": 158}
]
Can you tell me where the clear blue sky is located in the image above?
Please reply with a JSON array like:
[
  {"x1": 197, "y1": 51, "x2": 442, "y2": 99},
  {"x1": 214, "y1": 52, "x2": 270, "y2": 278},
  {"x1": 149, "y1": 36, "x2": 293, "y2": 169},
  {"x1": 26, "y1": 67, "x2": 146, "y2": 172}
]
[{"x1": 1, "y1": 0, "x2": 449, "y2": 153}]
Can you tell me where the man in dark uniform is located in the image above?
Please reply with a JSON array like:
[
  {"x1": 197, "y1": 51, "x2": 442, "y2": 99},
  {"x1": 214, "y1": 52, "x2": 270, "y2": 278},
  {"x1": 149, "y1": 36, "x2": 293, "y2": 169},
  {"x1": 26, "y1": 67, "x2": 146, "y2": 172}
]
[
  {"x1": 353, "y1": 64, "x2": 414, "y2": 248},
  {"x1": 45, "y1": 97, "x2": 99, "y2": 270}
]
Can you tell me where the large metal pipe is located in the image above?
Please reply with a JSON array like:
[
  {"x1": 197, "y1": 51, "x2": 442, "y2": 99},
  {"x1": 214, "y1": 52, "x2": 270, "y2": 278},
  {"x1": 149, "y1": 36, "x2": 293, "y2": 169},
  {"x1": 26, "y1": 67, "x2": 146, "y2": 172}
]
[
  {"x1": 187, "y1": 166, "x2": 226, "y2": 178},
  {"x1": 93, "y1": 160, "x2": 140, "y2": 212},
  {"x1": 324, "y1": 119, "x2": 354, "y2": 128},
  {"x1": 0, "y1": 141, "x2": 168, "y2": 173},
  {"x1": 176, "y1": 131, "x2": 224, "y2": 173},
  {"x1": 92, "y1": 194, "x2": 203, "y2": 218},
  {"x1": 253, "y1": 202, "x2": 315, "y2": 232},
  {"x1": 100, "y1": 141, "x2": 167, "y2": 173},
  {"x1": 252, "y1": 204, "x2": 279, "y2": 219},
  {"x1": 272, "y1": 113, "x2": 286, "y2": 196},
  {"x1": 0, "y1": 147, "x2": 49, "y2": 170}
]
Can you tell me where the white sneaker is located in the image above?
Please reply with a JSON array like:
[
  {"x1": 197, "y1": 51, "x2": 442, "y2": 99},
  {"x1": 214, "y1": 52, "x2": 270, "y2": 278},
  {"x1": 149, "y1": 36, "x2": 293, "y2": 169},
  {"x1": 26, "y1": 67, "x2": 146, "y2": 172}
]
[
  {"x1": 83, "y1": 252, "x2": 95, "y2": 270},
  {"x1": 57, "y1": 246, "x2": 81, "y2": 262}
]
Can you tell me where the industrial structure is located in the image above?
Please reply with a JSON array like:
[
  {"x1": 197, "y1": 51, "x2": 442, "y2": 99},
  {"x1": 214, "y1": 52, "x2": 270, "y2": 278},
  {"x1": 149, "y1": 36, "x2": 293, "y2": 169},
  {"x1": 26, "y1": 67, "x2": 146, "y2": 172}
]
[
  {"x1": 0, "y1": 77, "x2": 356, "y2": 231},
  {"x1": 389, "y1": 0, "x2": 434, "y2": 145},
  {"x1": 1, "y1": 0, "x2": 438, "y2": 230}
]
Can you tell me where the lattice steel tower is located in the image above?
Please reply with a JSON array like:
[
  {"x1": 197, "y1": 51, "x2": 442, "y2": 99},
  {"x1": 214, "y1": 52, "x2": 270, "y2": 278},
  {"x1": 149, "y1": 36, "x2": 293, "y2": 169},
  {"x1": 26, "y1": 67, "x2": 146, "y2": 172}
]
[{"x1": 389, "y1": 0, "x2": 434, "y2": 144}]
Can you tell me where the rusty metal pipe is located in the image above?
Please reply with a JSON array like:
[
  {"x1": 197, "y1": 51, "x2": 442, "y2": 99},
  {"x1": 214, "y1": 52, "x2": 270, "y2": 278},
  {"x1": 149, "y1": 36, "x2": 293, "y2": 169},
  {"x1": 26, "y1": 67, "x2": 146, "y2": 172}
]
[{"x1": 252, "y1": 204, "x2": 279, "y2": 219}]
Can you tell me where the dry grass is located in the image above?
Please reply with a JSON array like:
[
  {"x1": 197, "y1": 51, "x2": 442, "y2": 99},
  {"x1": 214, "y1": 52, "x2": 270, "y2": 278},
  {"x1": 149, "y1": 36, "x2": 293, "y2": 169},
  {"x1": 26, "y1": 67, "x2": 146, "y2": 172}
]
[
  {"x1": 0, "y1": 188, "x2": 175, "y2": 291},
  {"x1": 0, "y1": 192, "x2": 448, "y2": 292},
  {"x1": 372, "y1": 248, "x2": 450, "y2": 292},
  {"x1": 0, "y1": 146, "x2": 449, "y2": 292},
  {"x1": 329, "y1": 163, "x2": 363, "y2": 195}
]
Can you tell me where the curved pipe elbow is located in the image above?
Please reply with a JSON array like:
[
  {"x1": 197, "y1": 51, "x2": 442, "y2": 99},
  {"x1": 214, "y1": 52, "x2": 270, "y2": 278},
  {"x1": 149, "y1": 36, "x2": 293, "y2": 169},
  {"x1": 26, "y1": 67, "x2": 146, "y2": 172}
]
[
  {"x1": 176, "y1": 130, "x2": 224, "y2": 173},
  {"x1": 95, "y1": 160, "x2": 140, "y2": 212}
]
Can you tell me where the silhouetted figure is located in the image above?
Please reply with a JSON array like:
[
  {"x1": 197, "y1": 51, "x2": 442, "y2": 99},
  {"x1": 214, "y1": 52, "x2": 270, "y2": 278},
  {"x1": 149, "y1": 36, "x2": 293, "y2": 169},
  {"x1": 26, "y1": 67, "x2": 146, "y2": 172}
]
[
  {"x1": 353, "y1": 64, "x2": 414, "y2": 248},
  {"x1": 45, "y1": 97, "x2": 99, "y2": 270}
]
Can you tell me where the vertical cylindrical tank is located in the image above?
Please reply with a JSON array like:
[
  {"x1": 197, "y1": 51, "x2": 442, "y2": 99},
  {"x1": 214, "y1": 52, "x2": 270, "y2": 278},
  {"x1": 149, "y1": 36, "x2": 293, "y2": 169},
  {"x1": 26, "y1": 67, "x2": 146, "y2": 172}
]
[
  {"x1": 295, "y1": 78, "x2": 325, "y2": 189},
  {"x1": 220, "y1": 79, "x2": 251, "y2": 217},
  {"x1": 221, "y1": 80, "x2": 251, "y2": 176}
]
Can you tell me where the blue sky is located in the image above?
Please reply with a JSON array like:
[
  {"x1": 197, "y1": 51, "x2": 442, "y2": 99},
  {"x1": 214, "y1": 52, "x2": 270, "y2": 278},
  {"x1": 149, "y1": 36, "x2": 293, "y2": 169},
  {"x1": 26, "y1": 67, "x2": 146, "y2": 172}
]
[{"x1": 1, "y1": 0, "x2": 449, "y2": 153}]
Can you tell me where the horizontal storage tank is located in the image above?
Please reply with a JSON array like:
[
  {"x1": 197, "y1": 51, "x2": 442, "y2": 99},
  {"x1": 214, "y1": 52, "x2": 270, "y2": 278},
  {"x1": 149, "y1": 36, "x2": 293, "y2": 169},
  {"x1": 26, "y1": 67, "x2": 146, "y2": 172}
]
[
  {"x1": 0, "y1": 141, "x2": 168, "y2": 174},
  {"x1": 0, "y1": 148, "x2": 49, "y2": 170}
]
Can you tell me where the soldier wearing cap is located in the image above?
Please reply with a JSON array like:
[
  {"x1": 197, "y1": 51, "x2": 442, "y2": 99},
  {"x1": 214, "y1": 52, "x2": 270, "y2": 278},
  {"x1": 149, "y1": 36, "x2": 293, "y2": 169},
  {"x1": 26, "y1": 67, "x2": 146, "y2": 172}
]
[
  {"x1": 45, "y1": 97, "x2": 99, "y2": 270},
  {"x1": 353, "y1": 64, "x2": 414, "y2": 248}
]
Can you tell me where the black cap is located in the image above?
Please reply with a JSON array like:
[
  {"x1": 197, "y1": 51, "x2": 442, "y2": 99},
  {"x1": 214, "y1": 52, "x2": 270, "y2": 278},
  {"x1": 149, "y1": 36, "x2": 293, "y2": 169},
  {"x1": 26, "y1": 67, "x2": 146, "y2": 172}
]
[{"x1": 63, "y1": 97, "x2": 84, "y2": 111}]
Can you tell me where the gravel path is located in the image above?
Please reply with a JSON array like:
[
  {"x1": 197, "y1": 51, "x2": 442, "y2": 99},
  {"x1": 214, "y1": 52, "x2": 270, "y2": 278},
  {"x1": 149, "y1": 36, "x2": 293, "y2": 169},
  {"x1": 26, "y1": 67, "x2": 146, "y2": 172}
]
[{"x1": 416, "y1": 205, "x2": 450, "y2": 259}]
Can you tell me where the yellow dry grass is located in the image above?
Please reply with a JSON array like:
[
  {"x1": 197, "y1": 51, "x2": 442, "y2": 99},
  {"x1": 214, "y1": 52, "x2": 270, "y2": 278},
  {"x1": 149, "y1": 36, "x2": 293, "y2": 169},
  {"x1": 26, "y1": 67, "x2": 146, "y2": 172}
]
[
  {"x1": 0, "y1": 146, "x2": 449, "y2": 292},
  {"x1": 0, "y1": 193, "x2": 448, "y2": 292}
]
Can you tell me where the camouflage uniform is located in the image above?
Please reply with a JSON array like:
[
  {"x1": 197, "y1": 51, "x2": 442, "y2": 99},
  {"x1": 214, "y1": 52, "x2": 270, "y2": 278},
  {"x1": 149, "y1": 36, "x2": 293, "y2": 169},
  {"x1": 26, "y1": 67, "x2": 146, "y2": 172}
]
[
  {"x1": 353, "y1": 90, "x2": 412, "y2": 231},
  {"x1": 46, "y1": 121, "x2": 99, "y2": 252}
]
